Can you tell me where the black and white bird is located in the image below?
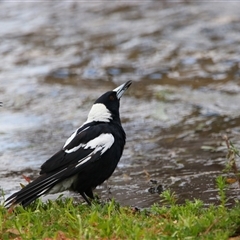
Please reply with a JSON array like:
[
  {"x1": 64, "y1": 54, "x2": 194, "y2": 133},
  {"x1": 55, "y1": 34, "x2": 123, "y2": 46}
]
[{"x1": 5, "y1": 80, "x2": 132, "y2": 208}]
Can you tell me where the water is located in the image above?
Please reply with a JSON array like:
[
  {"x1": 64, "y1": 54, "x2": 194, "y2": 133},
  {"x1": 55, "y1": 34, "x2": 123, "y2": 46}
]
[{"x1": 1, "y1": 1, "x2": 240, "y2": 207}]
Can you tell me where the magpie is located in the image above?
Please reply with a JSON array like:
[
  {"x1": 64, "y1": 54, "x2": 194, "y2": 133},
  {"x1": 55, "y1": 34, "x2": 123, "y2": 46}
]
[{"x1": 5, "y1": 80, "x2": 132, "y2": 208}]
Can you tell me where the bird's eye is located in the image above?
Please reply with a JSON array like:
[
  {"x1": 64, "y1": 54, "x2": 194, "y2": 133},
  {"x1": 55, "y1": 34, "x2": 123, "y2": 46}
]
[{"x1": 109, "y1": 95, "x2": 115, "y2": 101}]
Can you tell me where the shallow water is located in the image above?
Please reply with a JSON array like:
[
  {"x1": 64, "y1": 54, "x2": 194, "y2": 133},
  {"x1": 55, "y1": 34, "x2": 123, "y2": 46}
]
[{"x1": 1, "y1": 1, "x2": 240, "y2": 207}]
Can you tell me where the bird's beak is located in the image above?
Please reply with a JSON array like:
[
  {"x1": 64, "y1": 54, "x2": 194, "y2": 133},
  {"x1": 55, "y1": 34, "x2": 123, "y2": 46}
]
[{"x1": 113, "y1": 80, "x2": 132, "y2": 99}]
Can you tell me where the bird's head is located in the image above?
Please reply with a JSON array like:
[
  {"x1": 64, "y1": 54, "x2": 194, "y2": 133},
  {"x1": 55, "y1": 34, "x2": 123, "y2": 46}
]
[{"x1": 87, "y1": 81, "x2": 132, "y2": 124}]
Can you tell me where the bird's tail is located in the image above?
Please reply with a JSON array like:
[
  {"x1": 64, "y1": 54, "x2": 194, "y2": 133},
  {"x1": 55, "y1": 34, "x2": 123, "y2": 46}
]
[{"x1": 4, "y1": 171, "x2": 62, "y2": 209}]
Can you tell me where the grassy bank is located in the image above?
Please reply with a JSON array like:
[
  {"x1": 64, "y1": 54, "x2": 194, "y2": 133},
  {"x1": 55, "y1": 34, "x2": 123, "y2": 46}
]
[
  {"x1": 1, "y1": 193, "x2": 240, "y2": 240},
  {"x1": 1, "y1": 138, "x2": 240, "y2": 239}
]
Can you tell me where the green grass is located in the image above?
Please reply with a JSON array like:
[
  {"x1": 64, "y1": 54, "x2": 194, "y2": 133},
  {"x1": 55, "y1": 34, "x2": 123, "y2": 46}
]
[{"x1": 1, "y1": 195, "x2": 240, "y2": 240}]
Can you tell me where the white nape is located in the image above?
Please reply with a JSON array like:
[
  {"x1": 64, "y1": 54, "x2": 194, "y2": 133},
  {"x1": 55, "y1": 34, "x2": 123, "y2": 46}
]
[{"x1": 85, "y1": 103, "x2": 112, "y2": 124}]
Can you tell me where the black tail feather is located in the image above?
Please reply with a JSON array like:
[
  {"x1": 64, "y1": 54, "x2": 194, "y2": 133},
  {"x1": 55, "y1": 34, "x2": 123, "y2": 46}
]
[{"x1": 4, "y1": 174, "x2": 60, "y2": 208}]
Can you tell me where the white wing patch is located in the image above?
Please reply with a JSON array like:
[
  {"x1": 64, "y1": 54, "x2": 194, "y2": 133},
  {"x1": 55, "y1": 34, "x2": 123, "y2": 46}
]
[
  {"x1": 84, "y1": 133, "x2": 114, "y2": 153},
  {"x1": 65, "y1": 132, "x2": 114, "y2": 154},
  {"x1": 75, "y1": 133, "x2": 114, "y2": 168}
]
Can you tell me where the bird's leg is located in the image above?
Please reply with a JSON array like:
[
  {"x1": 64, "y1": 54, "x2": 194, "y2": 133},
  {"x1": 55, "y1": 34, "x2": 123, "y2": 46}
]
[
  {"x1": 80, "y1": 192, "x2": 92, "y2": 206},
  {"x1": 85, "y1": 188, "x2": 102, "y2": 203},
  {"x1": 84, "y1": 189, "x2": 94, "y2": 199}
]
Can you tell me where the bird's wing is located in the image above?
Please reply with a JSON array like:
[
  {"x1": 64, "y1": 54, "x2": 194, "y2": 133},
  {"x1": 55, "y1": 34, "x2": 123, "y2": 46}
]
[
  {"x1": 5, "y1": 123, "x2": 115, "y2": 208},
  {"x1": 40, "y1": 123, "x2": 114, "y2": 174}
]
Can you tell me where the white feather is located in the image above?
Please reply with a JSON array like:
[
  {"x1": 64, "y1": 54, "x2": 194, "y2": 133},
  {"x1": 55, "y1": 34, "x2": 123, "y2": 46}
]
[
  {"x1": 63, "y1": 130, "x2": 78, "y2": 149},
  {"x1": 63, "y1": 126, "x2": 90, "y2": 149},
  {"x1": 75, "y1": 155, "x2": 92, "y2": 168},
  {"x1": 65, "y1": 144, "x2": 83, "y2": 153},
  {"x1": 84, "y1": 133, "x2": 114, "y2": 153},
  {"x1": 65, "y1": 127, "x2": 115, "y2": 155},
  {"x1": 75, "y1": 133, "x2": 114, "y2": 168},
  {"x1": 85, "y1": 103, "x2": 112, "y2": 123},
  {"x1": 37, "y1": 188, "x2": 51, "y2": 196},
  {"x1": 47, "y1": 175, "x2": 77, "y2": 194}
]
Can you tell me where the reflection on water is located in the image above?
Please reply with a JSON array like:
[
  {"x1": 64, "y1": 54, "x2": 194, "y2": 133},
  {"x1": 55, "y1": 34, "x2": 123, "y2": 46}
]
[{"x1": 1, "y1": 1, "x2": 240, "y2": 207}]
